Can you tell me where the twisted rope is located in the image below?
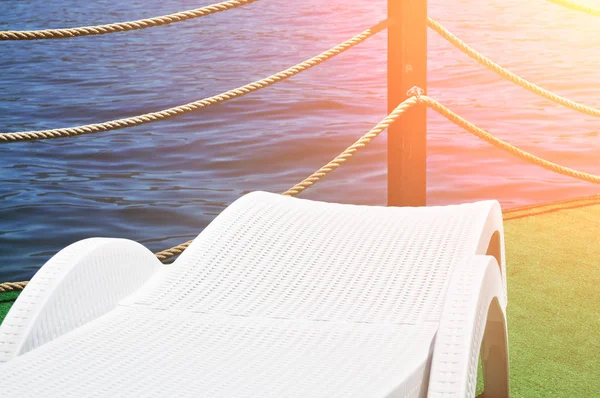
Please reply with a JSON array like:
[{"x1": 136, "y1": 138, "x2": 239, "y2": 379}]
[
  {"x1": 157, "y1": 89, "x2": 413, "y2": 258},
  {"x1": 0, "y1": 0, "x2": 258, "y2": 40},
  {"x1": 5, "y1": 92, "x2": 600, "y2": 288},
  {"x1": 421, "y1": 95, "x2": 600, "y2": 184},
  {"x1": 282, "y1": 96, "x2": 419, "y2": 196},
  {"x1": 428, "y1": 18, "x2": 600, "y2": 118},
  {"x1": 0, "y1": 93, "x2": 417, "y2": 287},
  {"x1": 0, "y1": 281, "x2": 28, "y2": 292},
  {"x1": 0, "y1": 20, "x2": 388, "y2": 143},
  {"x1": 154, "y1": 240, "x2": 193, "y2": 261},
  {"x1": 547, "y1": 0, "x2": 600, "y2": 16}
]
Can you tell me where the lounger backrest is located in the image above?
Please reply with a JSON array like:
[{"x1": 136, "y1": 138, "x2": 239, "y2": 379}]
[{"x1": 125, "y1": 192, "x2": 502, "y2": 325}]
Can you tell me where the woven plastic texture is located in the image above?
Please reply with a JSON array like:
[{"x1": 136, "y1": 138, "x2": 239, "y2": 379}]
[
  {"x1": 428, "y1": 256, "x2": 508, "y2": 397},
  {"x1": 0, "y1": 238, "x2": 161, "y2": 363},
  {"x1": 0, "y1": 192, "x2": 505, "y2": 396},
  {"x1": 127, "y1": 192, "x2": 504, "y2": 324}
]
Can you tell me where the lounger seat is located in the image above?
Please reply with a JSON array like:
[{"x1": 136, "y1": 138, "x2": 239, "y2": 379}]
[{"x1": 0, "y1": 191, "x2": 509, "y2": 397}]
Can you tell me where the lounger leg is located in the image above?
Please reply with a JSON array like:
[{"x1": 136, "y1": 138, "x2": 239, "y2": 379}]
[
  {"x1": 429, "y1": 257, "x2": 509, "y2": 398},
  {"x1": 478, "y1": 298, "x2": 510, "y2": 398}
]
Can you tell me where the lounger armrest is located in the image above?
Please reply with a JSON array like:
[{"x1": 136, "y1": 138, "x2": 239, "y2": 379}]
[
  {"x1": 0, "y1": 238, "x2": 161, "y2": 362},
  {"x1": 428, "y1": 256, "x2": 510, "y2": 398}
]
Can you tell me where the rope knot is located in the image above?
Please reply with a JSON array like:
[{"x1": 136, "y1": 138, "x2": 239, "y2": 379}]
[{"x1": 407, "y1": 86, "x2": 425, "y2": 101}]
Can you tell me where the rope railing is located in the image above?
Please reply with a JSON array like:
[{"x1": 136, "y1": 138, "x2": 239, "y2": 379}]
[
  {"x1": 0, "y1": 281, "x2": 28, "y2": 293},
  {"x1": 4, "y1": 88, "x2": 600, "y2": 291},
  {"x1": 155, "y1": 241, "x2": 193, "y2": 261},
  {"x1": 0, "y1": 0, "x2": 258, "y2": 40},
  {"x1": 0, "y1": 95, "x2": 421, "y2": 290},
  {"x1": 2, "y1": 8, "x2": 600, "y2": 293},
  {"x1": 547, "y1": 0, "x2": 600, "y2": 16},
  {"x1": 156, "y1": 91, "x2": 600, "y2": 264},
  {"x1": 0, "y1": 20, "x2": 388, "y2": 143},
  {"x1": 157, "y1": 95, "x2": 420, "y2": 260},
  {"x1": 428, "y1": 18, "x2": 600, "y2": 118},
  {"x1": 420, "y1": 95, "x2": 600, "y2": 184},
  {"x1": 282, "y1": 96, "x2": 420, "y2": 196}
]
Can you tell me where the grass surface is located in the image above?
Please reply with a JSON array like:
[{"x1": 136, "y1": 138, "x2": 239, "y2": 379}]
[
  {"x1": 0, "y1": 200, "x2": 598, "y2": 396},
  {"x1": 502, "y1": 203, "x2": 600, "y2": 397},
  {"x1": 0, "y1": 291, "x2": 20, "y2": 323}
]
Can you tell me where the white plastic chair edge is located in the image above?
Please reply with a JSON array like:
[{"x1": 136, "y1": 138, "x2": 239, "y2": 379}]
[
  {"x1": 475, "y1": 200, "x2": 507, "y2": 309},
  {"x1": 427, "y1": 255, "x2": 509, "y2": 398},
  {"x1": 0, "y1": 238, "x2": 162, "y2": 363}
]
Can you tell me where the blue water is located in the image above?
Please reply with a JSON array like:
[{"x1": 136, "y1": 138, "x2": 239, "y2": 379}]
[{"x1": 1, "y1": 0, "x2": 599, "y2": 281}]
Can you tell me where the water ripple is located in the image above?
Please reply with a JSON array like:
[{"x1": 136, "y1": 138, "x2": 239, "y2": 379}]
[{"x1": 0, "y1": 0, "x2": 599, "y2": 280}]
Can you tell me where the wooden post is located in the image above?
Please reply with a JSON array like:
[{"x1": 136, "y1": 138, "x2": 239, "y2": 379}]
[{"x1": 387, "y1": 0, "x2": 427, "y2": 207}]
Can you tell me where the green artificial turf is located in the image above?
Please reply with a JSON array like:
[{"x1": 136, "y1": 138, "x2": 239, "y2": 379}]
[
  {"x1": 0, "y1": 291, "x2": 20, "y2": 323},
  {"x1": 0, "y1": 200, "x2": 598, "y2": 396},
  {"x1": 501, "y1": 203, "x2": 600, "y2": 397}
]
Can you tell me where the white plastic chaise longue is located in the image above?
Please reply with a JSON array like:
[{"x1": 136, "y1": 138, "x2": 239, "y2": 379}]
[{"x1": 0, "y1": 191, "x2": 509, "y2": 397}]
